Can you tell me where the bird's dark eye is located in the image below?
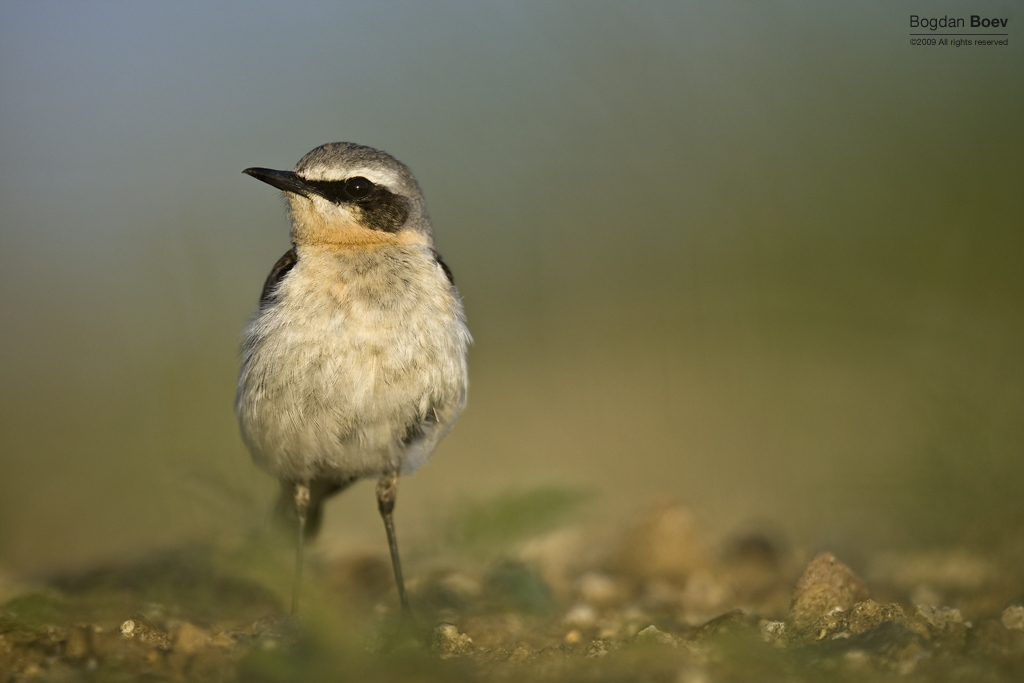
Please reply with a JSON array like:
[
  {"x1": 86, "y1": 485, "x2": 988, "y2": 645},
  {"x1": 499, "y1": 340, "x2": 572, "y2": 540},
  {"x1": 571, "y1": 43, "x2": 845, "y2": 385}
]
[{"x1": 345, "y1": 176, "x2": 374, "y2": 199}]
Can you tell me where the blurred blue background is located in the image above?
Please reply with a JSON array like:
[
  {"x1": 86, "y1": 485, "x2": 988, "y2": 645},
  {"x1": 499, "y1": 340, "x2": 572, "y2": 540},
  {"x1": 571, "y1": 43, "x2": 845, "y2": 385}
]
[{"x1": 1, "y1": 1, "x2": 1021, "y2": 572}]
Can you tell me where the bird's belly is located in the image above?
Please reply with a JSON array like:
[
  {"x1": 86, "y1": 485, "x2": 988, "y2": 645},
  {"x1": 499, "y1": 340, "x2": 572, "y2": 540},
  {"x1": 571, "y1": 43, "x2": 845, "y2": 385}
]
[{"x1": 236, "y1": 300, "x2": 468, "y2": 482}]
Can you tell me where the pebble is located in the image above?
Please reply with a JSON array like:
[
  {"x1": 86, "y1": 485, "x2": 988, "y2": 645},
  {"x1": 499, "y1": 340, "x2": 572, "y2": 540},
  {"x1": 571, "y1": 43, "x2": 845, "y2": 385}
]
[
  {"x1": 760, "y1": 620, "x2": 787, "y2": 646},
  {"x1": 507, "y1": 645, "x2": 531, "y2": 663},
  {"x1": 1001, "y1": 605, "x2": 1024, "y2": 631},
  {"x1": 432, "y1": 623, "x2": 473, "y2": 657},
  {"x1": 615, "y1": 504, "x2": 711, "y2": 581},
  {"x1": 915, "y1": 604, "x2": 963, "y2": 630},
  {"x1": 577, "y1": 572, "x2": 622, "y2": 606},
  {"x1": 844, "y1": 600, "x2": 928, "y2": 639},
  {"x1": 788, "y1": 552, "x2": 869, "y2": 631},
  {"x1": 120, "y1": 616, "x2": 172, "y2": 650},
  {"x1": 563, "y1": 603, "x2": 597, "y2": 629},
  {"x1": 635, "y1": 624, "x2": 677, "y2": 648},
  {"x1": 173, "y1": 622, "x2": 210, "y2": 656}
]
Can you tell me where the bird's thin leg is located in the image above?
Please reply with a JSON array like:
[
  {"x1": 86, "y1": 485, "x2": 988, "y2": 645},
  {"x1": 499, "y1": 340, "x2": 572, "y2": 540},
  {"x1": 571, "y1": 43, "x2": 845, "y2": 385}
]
[
  {"x1": 292, "y1": 481, "x2": 311, "y2": 615},
  {"x1": 376, "y1": 471, "x2": 411, "y2": 616}
]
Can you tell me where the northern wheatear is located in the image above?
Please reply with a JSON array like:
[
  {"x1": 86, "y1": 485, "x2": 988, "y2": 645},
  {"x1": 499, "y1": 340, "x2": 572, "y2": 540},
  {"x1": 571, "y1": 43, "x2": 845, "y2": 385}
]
[{"x1": 236, "y1": 142, "x2": 470, "y2": 615}]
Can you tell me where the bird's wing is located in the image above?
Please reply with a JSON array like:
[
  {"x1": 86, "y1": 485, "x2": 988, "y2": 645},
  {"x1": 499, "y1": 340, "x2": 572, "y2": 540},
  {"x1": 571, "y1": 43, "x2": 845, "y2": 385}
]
[
  {"x1": 431, "y1": 248, "x2": 455, "y2": 286},
  {"x1": 260, "y1": 246, "x2": 299, "y2": 306}
]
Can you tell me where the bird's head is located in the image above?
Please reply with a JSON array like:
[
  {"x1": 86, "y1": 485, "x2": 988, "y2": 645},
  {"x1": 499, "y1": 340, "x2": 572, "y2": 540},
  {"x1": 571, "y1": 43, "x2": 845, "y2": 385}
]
[{"x1": 244, "y1": 142, "x2": 432, "y2": 249}]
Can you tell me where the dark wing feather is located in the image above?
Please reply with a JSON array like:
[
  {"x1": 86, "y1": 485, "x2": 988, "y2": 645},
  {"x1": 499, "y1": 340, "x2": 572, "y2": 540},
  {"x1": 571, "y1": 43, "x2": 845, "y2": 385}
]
[
  {"x1": 260, "y1": 247, "x2": 298, "y2": 307},
  {"x1": 431, "y1": 248, "x2": 455, "y2": 286}
]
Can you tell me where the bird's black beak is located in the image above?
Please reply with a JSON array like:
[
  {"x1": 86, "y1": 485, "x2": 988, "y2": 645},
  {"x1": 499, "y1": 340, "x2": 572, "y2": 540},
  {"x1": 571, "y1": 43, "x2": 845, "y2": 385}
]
[{"x1": 243, "y1": 167, "x2": 313, "y2": 199}]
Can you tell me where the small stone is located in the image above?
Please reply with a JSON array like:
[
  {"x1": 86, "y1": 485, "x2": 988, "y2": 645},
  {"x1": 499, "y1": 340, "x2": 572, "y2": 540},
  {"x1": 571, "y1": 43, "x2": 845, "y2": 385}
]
[
  {"x1": 615, "y1": 504, "x2": 711, "y2": 582},
  {"x1": 507, "y1": 645, "x2": 531, "y2": 663},
  {"x1": 563, "y1": 604, "x2": 597, "y2": 629},
  {"x1": 635, "y1": 624, "x2": 677, "y2": 648},
  {"x1": 431, "y1": 623, "x2": 473, "y2": 657},
  {"x1": 846, "y1": 600, "x2": 927, "y2": 638},
  {"x1": 916, "y1": 604, "x2": 963, "y2": 630},
  {"x1": 760, "y1": 620, "x2": 787, "y2": 646},
  {"x1": 577, "y1": 573, "x2": 622, "y2": 606},
  {"x1": 793, "y1": 599, "x2": 930, "y2": 645},
  {"x1": 585, "y1": 639, "x2": 609, "y2": 658},
  {"x1": 788, "y1": 553, "x2": 869, "y2": 631},
  {"x1": 119, "y1": 615, "x2": 171, "y2": 649},
  {"x1": 1002, "y1": 605, "x2": 1024, "y2": 631},
  {"x1": 173, "y1": 622, "x2": 210, "y2": 656},
  {"x1": 921, "y1": 606, "x2": 969, "y2": 651}
]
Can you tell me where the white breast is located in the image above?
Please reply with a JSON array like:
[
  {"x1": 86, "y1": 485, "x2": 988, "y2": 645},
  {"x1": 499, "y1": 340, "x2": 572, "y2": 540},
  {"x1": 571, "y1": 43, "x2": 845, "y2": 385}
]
[{"x1": 236, "y1": 244, "x2": 470, "y2": 482}]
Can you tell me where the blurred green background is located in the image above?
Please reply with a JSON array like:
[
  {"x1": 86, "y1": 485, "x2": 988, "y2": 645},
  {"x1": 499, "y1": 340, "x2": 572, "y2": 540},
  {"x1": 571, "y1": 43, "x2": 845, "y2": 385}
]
[{"x1": 1, "y1": 1, "x2": 1021, "y2": 574}]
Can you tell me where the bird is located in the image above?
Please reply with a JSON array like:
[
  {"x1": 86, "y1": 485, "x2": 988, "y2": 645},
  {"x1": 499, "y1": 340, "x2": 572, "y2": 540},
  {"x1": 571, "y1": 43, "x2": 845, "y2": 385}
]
[{"x1": 235, "y1": 142, "x2": 471, "y2": 616}]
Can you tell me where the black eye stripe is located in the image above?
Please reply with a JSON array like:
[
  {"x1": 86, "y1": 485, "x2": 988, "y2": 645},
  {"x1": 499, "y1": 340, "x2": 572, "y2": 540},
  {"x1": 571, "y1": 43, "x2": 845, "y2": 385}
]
[
  {"x1": 297, "y1": 176, "x2": 410, "y2": 233},
  {"x1": 302, "y1": 177, "x2": 377, "y2": 204}
]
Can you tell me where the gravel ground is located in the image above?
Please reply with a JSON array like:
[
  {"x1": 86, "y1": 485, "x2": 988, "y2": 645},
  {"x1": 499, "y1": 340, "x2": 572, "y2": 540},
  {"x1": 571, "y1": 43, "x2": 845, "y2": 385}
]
[{"x1": 2, "y1": 503, "x2": 1023, "y2": 682}]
